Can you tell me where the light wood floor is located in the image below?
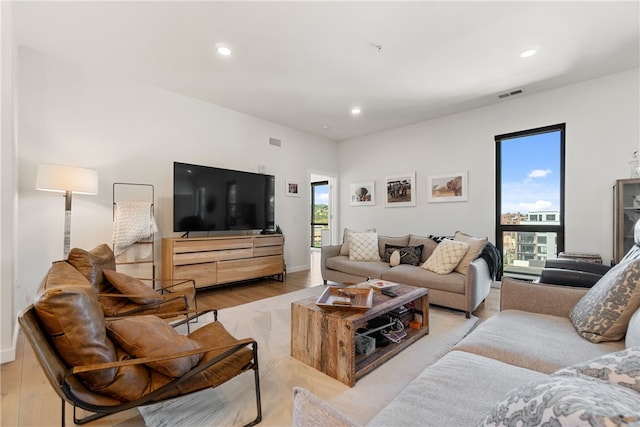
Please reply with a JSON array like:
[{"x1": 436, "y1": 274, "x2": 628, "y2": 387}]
[{"x1": 1, "y1": 250, "x2": 500, "y2": 427}]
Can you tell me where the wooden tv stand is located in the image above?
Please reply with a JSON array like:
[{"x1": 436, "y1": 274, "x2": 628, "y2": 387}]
[{"x1": 161, "y1": 234, "x2": 284, "y2": 290}]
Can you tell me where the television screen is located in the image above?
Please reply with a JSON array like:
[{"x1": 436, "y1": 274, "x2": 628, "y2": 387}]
[{"x1": 173, "y1": 162, "x2": 275, "y2": 233}]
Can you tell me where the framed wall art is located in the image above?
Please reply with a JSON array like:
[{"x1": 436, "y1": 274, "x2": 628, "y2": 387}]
[
  {"x1": 385, "y1": 172, "x2": 416, "y2": 207},
  {"x1": 427, "y1": 172, "x2": 468, "y2": 203},
  {"x1": 286, "y1": 180, "x2": 301, "y2": 197},
  {"x1": 349, "y1": 181, "x2": 375, "y2": 206}
]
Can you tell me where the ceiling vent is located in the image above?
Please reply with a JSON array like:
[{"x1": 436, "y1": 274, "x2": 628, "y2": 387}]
[
  {"x1": 498, "y1": 89, "x2": 524, "y2": 99},
  {"x1": 269, "y1": 137, "x2": 282, "y2": 147}
]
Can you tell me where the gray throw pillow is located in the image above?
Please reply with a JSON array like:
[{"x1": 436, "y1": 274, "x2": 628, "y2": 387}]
[
  {"x1": 570, "y1": 258, "x2": 640, "y2": 343},
  {"x1": 382, "y1": 244, "x2": 424, "y2": 266}
]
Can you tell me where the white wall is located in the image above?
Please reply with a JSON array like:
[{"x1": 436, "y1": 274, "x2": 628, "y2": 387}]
[
  {"x1": 16, "y1": 47, "x2": 339, "y2": 314},
  {"x1": 338, "y1": 69, "x2": 640, "y2": 262},
  {"x1": 1, "y1": 0, "x2": 17, "y2": 363}
]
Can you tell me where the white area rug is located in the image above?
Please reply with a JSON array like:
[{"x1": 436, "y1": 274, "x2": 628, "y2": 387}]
[{"x1": 139, "y1": 285, "x2": 478, "y2": 427}]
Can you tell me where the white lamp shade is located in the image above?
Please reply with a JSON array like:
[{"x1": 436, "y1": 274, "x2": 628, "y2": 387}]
[{"x1": 36, "y1": 164, "x2": 99, "y2": 195}]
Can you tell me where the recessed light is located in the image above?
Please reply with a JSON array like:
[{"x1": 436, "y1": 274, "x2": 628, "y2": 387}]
[
  {"x1": 216, "y1": 43, "x2": 232, "y2": 56},
  {"x1": 520, "y1": 48, "x2": 538, "y2": 58},
  {"x1": 322, "y1": 124, "x2": 330, "y2": 129},
  {"x1": 351, "y1": 107, "x2": 361, "y2": 115}
]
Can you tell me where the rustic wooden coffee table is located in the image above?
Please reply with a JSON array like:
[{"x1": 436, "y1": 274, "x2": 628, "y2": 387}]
[{"x1": 290, "y1": 283, "x2": 429, "y2": 387}]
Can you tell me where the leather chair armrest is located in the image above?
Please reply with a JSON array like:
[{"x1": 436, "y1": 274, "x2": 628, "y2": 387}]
[
  {"x1": 538, "y1": 268, "x2": 602, "y2": 288},
  {"x1": 543, "y1": 258, "x2": 610, "y2": 276}
]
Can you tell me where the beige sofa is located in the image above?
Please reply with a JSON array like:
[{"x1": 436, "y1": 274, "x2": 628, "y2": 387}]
[
  {"x1": 321, "y1": 233, "x2": 495, "y2": 318},
  {"x1": 292, "y1": 270, "x2": 640, "y2": 427}
]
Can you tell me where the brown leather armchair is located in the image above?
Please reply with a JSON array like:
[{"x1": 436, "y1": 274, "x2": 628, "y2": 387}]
[
  {"x1": 19, "y1": 285, "x2": 262, "y2": 426},
  {"x1": 43, "y1": 244, "x2": 200, "y2": 332}
]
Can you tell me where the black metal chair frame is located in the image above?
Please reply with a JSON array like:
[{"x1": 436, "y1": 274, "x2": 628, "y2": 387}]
[{"x1": 18, "y1": 306, "x2": 262, "y2": 427}]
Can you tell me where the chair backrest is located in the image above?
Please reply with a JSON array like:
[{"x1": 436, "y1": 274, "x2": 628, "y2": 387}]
[
  {"x1": 17, "y1": 305, "x2": 101, "y2": 406},
  {"x1": 18, "y1": 305, "x2": 68, "y2": 400}
]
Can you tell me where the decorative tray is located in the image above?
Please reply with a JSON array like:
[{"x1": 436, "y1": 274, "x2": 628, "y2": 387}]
[{"x1": 315, "y1": 287, "x2": 374, "y2": 311}]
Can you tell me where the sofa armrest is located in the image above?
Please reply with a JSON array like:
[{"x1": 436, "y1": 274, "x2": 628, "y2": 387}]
[
  {"x1": 465, "y1": 257, "x2": 493, "y2": 316},
  {"x1": 321, "y1": 245, "x2": 343, "y2": 283},
  {"x1": 500, "y1": 277, "x2": 588, "y2": 318}
]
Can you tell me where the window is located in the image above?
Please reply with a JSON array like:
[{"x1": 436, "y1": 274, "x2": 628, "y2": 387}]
[
  {"x1": 496, "y1": 124, "x2": 565, "y2": 279},
  {"x1": 310, "y1": 181, "x2": 329, "y2": 247}
]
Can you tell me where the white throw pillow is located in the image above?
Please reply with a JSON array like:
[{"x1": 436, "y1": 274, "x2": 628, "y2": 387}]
[
  {"x1": 340, "y1": 228, "x2": 376, "y2": 256},
  {"x1": 422, "y1": 239, "x2": 469, "y2": 274},
  {"x1": 349, "y1": 232, "x2": 381, "y2": 261}
]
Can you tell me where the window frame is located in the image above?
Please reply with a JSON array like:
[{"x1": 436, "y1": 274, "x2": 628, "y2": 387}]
[{"x1": 495, "y1": 123, "x2": 566, "y2": 279}]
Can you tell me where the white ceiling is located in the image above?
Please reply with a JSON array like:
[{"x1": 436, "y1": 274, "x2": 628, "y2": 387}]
[{"x1": 12, "y1": 1, "x2": 640, "y2": 142}]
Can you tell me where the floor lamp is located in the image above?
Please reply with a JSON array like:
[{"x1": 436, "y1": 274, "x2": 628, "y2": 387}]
[{"x1": 36, "y1": 164, "x2": 99, "y2": 258}]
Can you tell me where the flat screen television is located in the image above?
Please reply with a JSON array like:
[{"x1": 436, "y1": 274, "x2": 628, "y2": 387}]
[{"x1": 173, "y1": 162, "x2": 275, "y2": 233}]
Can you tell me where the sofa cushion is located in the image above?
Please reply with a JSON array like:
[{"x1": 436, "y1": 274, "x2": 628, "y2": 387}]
[
  {"x1": 368, "y1": 351, "x2": 546, "y2": 427},
  {"x1": 454, "y1": 309, "x2": 625, "y2": 374},
  {"x1": 339, "y1": 228, "x2": 375, "y2": 256},
  {"x1": 33, "y1": 285, "x2": 118, "y2": 388},
  {"x1": 422, "y1": 239, "x2": 469, "y2": 274},
  {"x1": 408, "y1": 235, "x2": 438, "y2": 262},
  {"x1": 382, "y1": 244, "x2": 424, "y2": 266},
  {"x1": 106, "y1": 315, "x2": 203, "y2": 378},
  {"x1": 453, "y1": 231, "x2": 488, "y2": 275},
  {"x1": 382, "y1": 264, "x2": 466, "y2": 294},
  {"x1": 554, "y1": 347, "x2": 640, "y2": 393},
  {"x1": 477, "y1": 375, "x2": 640, "y2": 427},
  {"x1": 628, "y1": 309, "x2": 640, "y2": 348},
  {"x1": 326, "y1": 256, "x2": 390, "y2": 280},
  {"x1": 349, "y1": 232, "x2": 380, "y2": 261},
  {"x1": 103, "y1": 270, "x2": 163, "y2": 305},
  {"x1": 570, "y1": 258, "x2": 640, "y2": 343},
  {"x1": 67, "y1": 244, "x2": 117, "y2": 292},
  {"x1": 377, "y1": 235, "x2": 410, "y2": 258}
]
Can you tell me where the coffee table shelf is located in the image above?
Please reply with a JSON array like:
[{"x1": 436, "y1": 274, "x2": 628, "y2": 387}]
[{"x1": 291, "y1": 284, "x2": 429, "y2": 387}]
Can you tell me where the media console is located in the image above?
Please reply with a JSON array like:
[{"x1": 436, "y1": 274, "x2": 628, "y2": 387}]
[{"x1": 161, "y1": 234, "x2": 284, "y2": 290}]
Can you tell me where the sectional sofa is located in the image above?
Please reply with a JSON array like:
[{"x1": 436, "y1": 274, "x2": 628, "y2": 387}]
[
  {"x1": 294, "y1": 259, "x2": 640, "y2": 427},
  {"x1": 321, "y1": 231, "x2": 498, "y2": 317}
]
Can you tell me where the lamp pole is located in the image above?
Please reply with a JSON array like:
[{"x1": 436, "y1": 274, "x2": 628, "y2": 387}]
[{"x1": 63, "y1": 190, "x2": 72, "y2": 258}]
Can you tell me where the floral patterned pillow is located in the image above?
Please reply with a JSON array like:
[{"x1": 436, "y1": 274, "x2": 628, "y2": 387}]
[
  {"x1": 570, "y1": 258, "x2": 640, "y2": 343},
  {"x1": 554, "y1": 347, "x2": 640, "y2": 393},
  {"x1": 477, "y1": 375, "x2": 640, "y2": 427}
]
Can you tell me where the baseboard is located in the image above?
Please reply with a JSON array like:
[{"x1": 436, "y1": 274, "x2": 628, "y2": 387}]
[
  {"x1": 287, "y1": 264, "x2": 310, "y2": 274},
  {"x1": 0, "y1": 323, "x2": 18, "y2": 363}
]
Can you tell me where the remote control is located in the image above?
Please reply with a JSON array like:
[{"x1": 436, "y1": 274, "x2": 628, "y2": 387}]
[{"x1": 381, "y1": 289, "x2": 397, "y2": 297}]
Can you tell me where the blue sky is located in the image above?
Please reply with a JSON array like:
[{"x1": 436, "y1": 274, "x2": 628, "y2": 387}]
[
  {"x1": 314, "y1": 184, "x2": 329, "y2": 205},
  {"x1": 501, "y1": 131, "x2": 561, "y2": 214}
]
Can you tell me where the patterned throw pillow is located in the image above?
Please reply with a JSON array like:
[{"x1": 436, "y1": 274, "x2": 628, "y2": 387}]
[
  {"x1": 477, "y1": 375, "x2": 640, "y2": 427},
  {"x1": 570, "y1": 258, "x2": 640, "y2": 343},
  {"x1": 554, "y1": 347, "x2": 640, "y2": 393},
  {"x1": 382, "y1": 244, "x2": 424, "y2": 266},
  {"x1": 340, "y1": 228, "x2": 376, "y2": 256},
  {"x1": 348, "y1": 232, "x2": 381, "y2": 261},
  {"x1": 422, "y1": 239, "x2": 469, "y2": 274},
  {"x1": 429, "y1": 234, "x2": 453, "y2": 244}
]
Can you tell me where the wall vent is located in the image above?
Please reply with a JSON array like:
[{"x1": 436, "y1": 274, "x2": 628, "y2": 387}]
[
  {"x1": 269, "y1": 137, "x2": 282, "y2": 147},
  {"x1": 498, "y1": 89, "x2": 524, "y2": 99}
]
